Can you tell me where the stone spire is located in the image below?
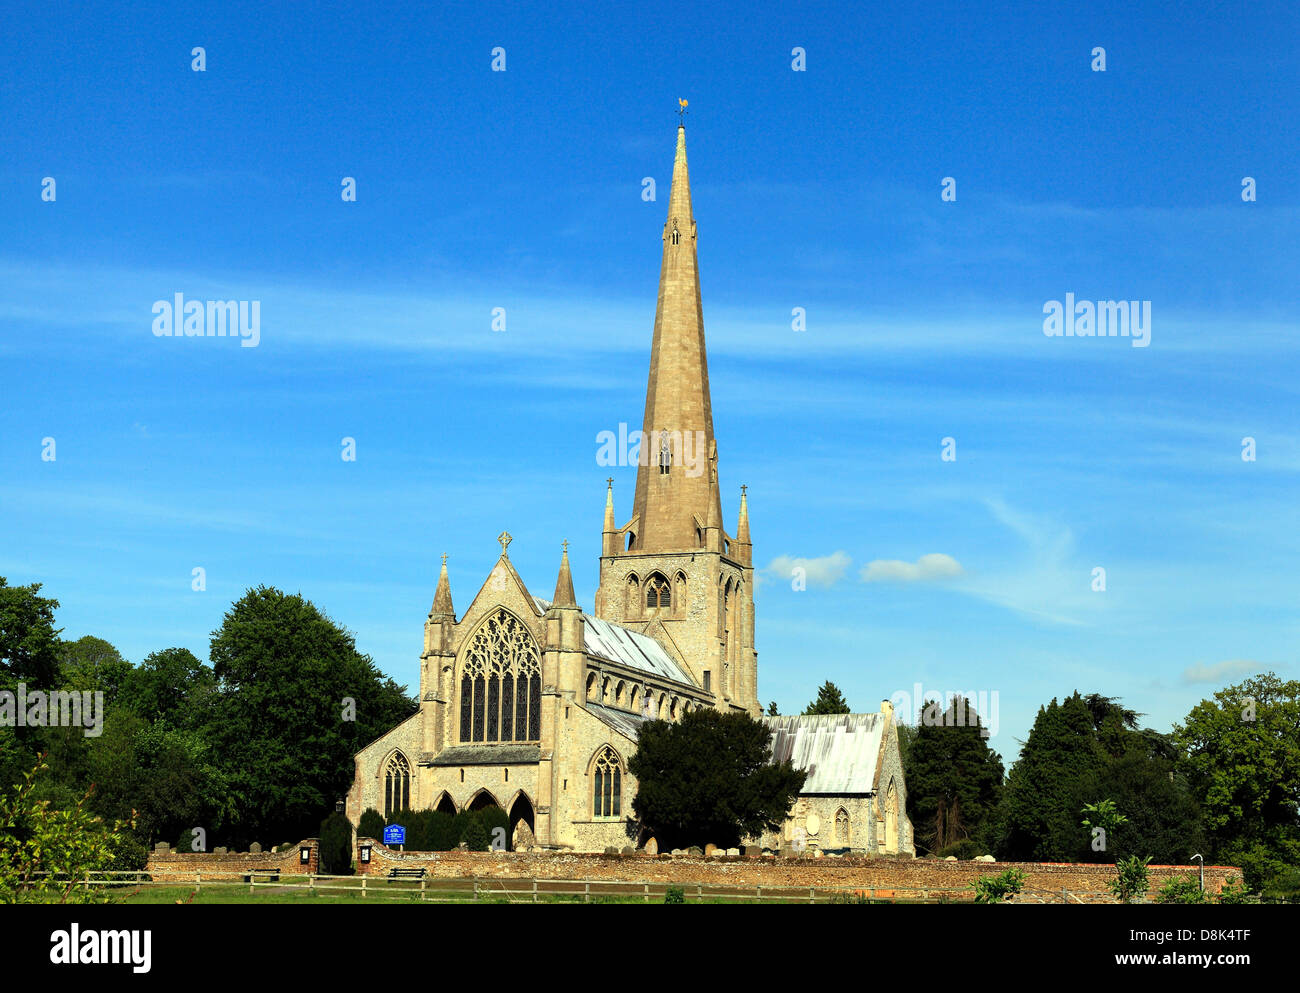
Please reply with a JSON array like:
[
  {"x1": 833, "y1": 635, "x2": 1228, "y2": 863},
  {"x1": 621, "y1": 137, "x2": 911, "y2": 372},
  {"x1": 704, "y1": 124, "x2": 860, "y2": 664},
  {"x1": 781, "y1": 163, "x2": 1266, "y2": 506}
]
[
  {"x1": 736, "y1": 485, "x2": 752, "y2": 566},
  {"x1": 552, "y1": 541, "x2": 577, "y2": 608},
  {"x1": 429, "y1": 553, "x2": 454, "y2": 618},
  {"x1": 629, "y1": 121, "x2": 723, "y2": 553}
]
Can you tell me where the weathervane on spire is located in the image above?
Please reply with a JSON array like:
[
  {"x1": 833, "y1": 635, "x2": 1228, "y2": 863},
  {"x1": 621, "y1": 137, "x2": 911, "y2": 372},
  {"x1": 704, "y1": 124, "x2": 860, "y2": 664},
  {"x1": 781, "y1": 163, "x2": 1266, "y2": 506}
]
[{"x1": 677, "y1": 98, "x2": 688, "y2": 126}]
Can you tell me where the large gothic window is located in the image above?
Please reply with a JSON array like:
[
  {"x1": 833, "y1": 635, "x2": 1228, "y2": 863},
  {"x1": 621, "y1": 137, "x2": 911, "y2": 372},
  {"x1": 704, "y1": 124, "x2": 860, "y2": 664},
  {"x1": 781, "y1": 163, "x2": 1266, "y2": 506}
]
[
  {"x1": 835, "y1": 807, "x2": 850, "y2": 845},
  {"x1": 384, "y1": 753, "x2": 410, "y2": 817},
  {"x1": 459, "y1": 609, "x2": 542, "y2": 744},
  {"x1": 645, "y1": 573, "x2": 671, "y2": 610},
  {"x1": 592, "y1": 746, "x2": 622, "y2": 819}
]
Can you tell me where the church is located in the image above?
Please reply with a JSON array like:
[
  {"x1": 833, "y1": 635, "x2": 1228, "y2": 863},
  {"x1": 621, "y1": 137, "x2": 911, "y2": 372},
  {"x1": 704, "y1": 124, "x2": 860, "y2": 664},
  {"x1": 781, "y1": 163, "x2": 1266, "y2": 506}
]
[{"x1": 347, "y1": 120, "x2": 914, "y2": 858}]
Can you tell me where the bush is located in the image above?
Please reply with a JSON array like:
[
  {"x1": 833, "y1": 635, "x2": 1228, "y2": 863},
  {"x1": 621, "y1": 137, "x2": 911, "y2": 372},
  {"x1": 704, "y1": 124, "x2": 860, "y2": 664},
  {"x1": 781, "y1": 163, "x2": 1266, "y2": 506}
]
[
  {"x1": 428, "y1": 811, "x2": 459, "y2": 851},
  {"x1": 1109, "y1": 855, "x2": 1152, "y2": 904},
  {"x1": 479, "y1": 807, "x2": 511, "y2": 851},
  {"x1": 1216, "y1": 880, "x2": 1256, "y2": 905},
  {"x1": 176, "y1": 828, "x2": 200, "y2": 853},
  {"x1": 1260, "y1": 866, "x2": 1300, "y2": 904},
  {"x1": 463, "y1": 816, "x2": 489, "y2": 852},
  {"x1": 1156, "y1": 873, "x2": 1208, "y2": 904},
  {"x1": 972, "y1": 867, "x2": 1025, "y2": 904},
  {"x1": 358, "y1": 808, "x2": 385, "y2": 841},
  {"x1": 664, "y1": 886, "x2": 685, "y2": 904},
  {"x1": 318, "y1": 811, "x2": 353, "y2": 876},
  {"x1": 937, "y1": 839, "x2": 983, "y2": 861},
  {"x1": 107, "y1": 833, "x2": 149, "y2": 874}
]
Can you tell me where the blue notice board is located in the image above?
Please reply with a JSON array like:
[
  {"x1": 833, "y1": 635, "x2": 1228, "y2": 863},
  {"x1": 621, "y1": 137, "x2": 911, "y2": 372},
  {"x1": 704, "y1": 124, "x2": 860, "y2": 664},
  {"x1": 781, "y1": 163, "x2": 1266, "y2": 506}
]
[{"x1": 383, "y1": 824, "x2": 406, "y2": 846}]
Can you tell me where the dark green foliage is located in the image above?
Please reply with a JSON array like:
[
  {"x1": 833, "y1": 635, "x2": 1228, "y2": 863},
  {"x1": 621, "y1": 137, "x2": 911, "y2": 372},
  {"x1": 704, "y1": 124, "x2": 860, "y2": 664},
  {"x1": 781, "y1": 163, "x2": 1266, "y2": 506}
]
[
  {"x1": 937, "y1": 839, "x2": 983, "y2": 861},
  {"x1": 463, "y1": 816, "x2": 489, "y2": 852},
  {"x1": 117, "y1": 647, "x2": 215, "y2": 730},
  {"x1": 479, "y1": 806, "x2": 511, "y2": 850},
  {"x1": 59, "y1": 636, "x2": 133, "y2": 709},
  {"x1": 206, "y1": 586, "x2": 418, "y2": 845},
  {"x1": 177, "y1": 827, "x2": 198, "y2": 852},
  {"x1": 358, "y1": 808, "x2": 385, "y2": 841},
  {"x1": 319, "y1": 811, "x2": 353, "y2": 875},
  {"x1": 0, "y1": 577, "x2": 62, "y2": 687},
  {"x1": 803, "y1": 681, "x2": 849, "y2": 715},
  {"x1": 106, "y1": 832, "x2": 150, "y2": 874},
  {"x1": 385, "y1": 808, "x2": 473, "y2": 851},
  {"x1": 905, "y1": 700, "x2": 1003, "y2": 856},
  {"x1": 766, "y1": 701, "x2": 779, "y2": 716},
  {"x1": 664, "y1": 885, "x2": 685, "y2": 904},
  {"x1": 628, "y1": 708, "x2": 806, "y2": 850}
]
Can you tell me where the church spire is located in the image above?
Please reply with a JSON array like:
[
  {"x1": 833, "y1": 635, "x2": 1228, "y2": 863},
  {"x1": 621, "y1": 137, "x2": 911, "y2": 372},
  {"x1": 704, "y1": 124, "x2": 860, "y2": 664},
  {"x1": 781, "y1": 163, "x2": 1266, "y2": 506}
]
[
  {"x1": 430, "y1": 553, "x2": 454, "y2": 618},
  {"x1": 629, "y1": 118, "x2": 723, "y2": 553},
  {"x1": 552, "y1": 540, "x2": 577, "y2": 607}
]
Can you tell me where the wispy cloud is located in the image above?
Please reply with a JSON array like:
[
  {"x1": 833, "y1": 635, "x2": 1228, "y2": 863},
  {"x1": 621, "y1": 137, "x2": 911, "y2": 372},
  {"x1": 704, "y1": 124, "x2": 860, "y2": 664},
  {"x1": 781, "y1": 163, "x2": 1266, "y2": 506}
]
[
  {"x1": 861, "y1": 553, "x2": 963, "y2": 583},
  {"x1": 1182, "y1": 659, "x2": 1262, "y2": 685},
  {"x1": 764, "y1": 551, "x2": 851, "y2": 589}
]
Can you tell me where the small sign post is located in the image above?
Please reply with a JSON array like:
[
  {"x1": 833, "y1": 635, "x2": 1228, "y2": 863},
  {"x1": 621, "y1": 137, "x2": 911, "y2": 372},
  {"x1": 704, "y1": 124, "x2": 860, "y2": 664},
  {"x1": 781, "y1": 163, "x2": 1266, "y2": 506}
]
[{"x1": 383, "y1": 824, "x2": 406, "y2": 851}]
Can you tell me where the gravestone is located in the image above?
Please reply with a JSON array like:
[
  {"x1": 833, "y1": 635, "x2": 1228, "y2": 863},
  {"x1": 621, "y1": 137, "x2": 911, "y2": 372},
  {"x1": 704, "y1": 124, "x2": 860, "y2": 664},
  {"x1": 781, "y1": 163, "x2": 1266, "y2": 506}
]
[
  {"x1": 249, "y1": 842, "x2": 262, "y2": 854},
  {"x1": 154, "y1": 842, "x2": 170, "y2": 852},
  {"x1": 644, "y1": 837, "x2": 658, "y2": 856}
]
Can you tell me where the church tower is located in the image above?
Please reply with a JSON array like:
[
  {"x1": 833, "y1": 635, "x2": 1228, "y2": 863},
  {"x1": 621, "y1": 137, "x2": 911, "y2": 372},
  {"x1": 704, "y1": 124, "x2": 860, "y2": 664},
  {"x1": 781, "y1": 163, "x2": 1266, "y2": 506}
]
[{"x1": 594, "y1": 121, "x2": 759, "y2": 717}]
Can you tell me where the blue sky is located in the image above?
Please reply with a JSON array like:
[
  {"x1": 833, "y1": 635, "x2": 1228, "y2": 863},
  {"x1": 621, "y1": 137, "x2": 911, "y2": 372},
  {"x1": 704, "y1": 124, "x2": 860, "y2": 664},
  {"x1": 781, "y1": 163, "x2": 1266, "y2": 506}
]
[{"x1": 2, "y1": 1, "x2": 1297, "y2": 762}]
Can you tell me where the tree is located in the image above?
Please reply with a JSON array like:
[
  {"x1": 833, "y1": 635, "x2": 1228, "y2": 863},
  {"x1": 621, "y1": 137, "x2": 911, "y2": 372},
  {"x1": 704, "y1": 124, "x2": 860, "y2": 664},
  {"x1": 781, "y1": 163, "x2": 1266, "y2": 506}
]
[
  {"x1": 766, "y1": 701, "x2": 779, "y2": 716},
  {"x1": 1109, "y1": 855, "x2": 1152, "y2": 904},
  {"x1": 0, "y1": 578, "x2": 62, "y2": 688},
  {"x1": 906, "y1": 698, "x2": 1003, "y2": 855},
  {"x1": 803, "y1": 681, "x2": 849, "y2": 715},
  {"x1": 206, "y1": 587, "x2": 418, "y2": 846},
  {"x1": 358, "y1": 808, "x2": 385, "y2": 841},
  {"x1": 318, "y1": 811, "x2": 353, "y2": 875},
  {"x1": 1172, "y1": 672, "x2": 1300, "y2": 889},
  {"x1": 118, "y1": 647, "x2": 215, "y2": 730},
  {"x1": 628, "y1": 709, "x2": 806, "y2": 850},
  {"x1": 58, "y1": 636, "x2": 132, "y2": 708},
  {"x1": 0, "y1": 757, "x2": 132, "y2": 903}
]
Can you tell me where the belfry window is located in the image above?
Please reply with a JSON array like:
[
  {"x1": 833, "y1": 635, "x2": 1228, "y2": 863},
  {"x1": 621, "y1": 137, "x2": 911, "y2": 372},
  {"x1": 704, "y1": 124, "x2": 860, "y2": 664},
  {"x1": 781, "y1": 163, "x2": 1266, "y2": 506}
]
[
  {"x1": 659, "y1": 437, "x2": 671, "y2": 474},
  {"x1": 459, "y1": 609, "x2": 542, "y2": 744},
  {"x1": 670, "y1": 221, "x2": 680, "y2": 245},
  {"x1": 384, "y1": 753, "x2": 410, "y2": 817},
  {"x1": 592, "y1": 747, "x2": 622, "y2": 818},
  {"x1": 645, "y1": 573, "x2": 671, "y2": 610}
]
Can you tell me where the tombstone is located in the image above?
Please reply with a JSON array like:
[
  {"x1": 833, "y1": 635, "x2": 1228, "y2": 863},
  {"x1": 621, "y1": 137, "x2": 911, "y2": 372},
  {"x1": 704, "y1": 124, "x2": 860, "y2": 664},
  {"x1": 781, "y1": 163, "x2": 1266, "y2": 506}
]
[
  {"x1": 687, "y1": 846, "x2": 704, "y2": 857},
  {"x1": 605, "y1": 846, "x2": 620, "y2": 855},
  {"x1": 620, "y1": 846, "x2": 635, "y2": 856},
  {"x1": 726, "y1": 847, "x2": 740, "y2": 857},
  {"x1": 214, "y1": 847, "x2": 228, "y2": 855},
  {"x1": 154, "y1": 842, "x2": 170, "y2": 852},
  {"x1": 975, "y1": 854, "x2": 996, "y2": 862},
  {"x1": 644, "y1": 837, "x2": 659, "y2": 856},
  {"x1": 944, "y1": 855, "x2": 958, "y2": 861},
  {"x1": 671, "y1": 849, "x2": 683, "y2": 856},
  {"x1": 741, "y1": 844, "x2": 762, "y2": 857},
  {"x1": 249, "y1": 842, "x2": 262, "y2": 854},
  {"x1": 704, "y1": 843, "x2": 718, "y2": 857}
]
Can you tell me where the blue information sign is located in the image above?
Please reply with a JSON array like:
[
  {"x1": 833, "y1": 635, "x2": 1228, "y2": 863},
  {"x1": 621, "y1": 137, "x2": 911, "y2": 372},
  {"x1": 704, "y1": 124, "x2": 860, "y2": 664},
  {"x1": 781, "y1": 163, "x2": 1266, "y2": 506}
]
[{"x1": 383, "y1": 824, "x2": 406, "y2": 846}]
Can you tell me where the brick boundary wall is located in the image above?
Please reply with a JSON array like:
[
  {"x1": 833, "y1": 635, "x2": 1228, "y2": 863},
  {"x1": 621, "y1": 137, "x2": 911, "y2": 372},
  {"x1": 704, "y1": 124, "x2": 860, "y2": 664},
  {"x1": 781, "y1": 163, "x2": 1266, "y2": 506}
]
[
  {"x1": 145, "y1": 839, "x2": 318, "y2": 882},
  {"x1": 350, "y1": 838, "x2": 1241, "y2": 902}
]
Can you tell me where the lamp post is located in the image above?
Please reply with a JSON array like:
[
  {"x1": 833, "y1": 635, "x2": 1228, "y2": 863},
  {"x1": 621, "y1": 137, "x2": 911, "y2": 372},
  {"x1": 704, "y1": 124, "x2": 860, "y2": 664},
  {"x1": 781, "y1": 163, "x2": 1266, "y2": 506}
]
[{"x1": 1191, "y1": 853, "x2": 1204, "y2": 894}]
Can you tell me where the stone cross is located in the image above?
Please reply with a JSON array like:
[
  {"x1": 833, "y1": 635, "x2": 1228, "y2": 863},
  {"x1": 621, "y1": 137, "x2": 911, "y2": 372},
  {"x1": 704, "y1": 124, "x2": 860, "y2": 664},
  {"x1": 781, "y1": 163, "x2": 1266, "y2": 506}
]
[
  {"x1": 562, "y1": 539, "x2": 569, "y2": 554},
  {"x1": 497, "y1": 531, "x2": 512, "y2": 557}
]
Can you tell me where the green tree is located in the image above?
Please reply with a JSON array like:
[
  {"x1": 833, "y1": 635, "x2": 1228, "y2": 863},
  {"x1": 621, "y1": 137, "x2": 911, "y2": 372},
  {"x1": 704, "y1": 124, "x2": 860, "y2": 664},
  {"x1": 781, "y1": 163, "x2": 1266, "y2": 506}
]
[
  {"x1": 1110, "y1": 855, "x2": 1152, "y2": 903},
  {"x1": 766, "y1": 701, "x2": 779, "y2": 716},
  {"x1": 803, "y1": 681, "x2": 850, "y2": 716},
  {"x1": 58, "y1": 636, "x2": 132, "y2": 708},
  {"x1": 206, "y1": 587, "x2": 418, "y2": 846},
  {"x1": 318, "y1": 810, "x2": 353, "y2": 875},
  {"x1": 358, "y1": 808, "x2": 385, "y2": 841},
  {"x1": 1172, "y1": 672, "x2": 1300, "y2": 889},
  {"x1": 0, "y1": 578, "x2": 62, "y2": 687},
  {"x1": 906, "y1": 698, "x2": 1003, "y2": 855},
  {"x1": 628, "y1": 709, "x2": 806, "y2": 850},
  {"x1": 0, "y1": 757, "x2": 132, "y2": 903},
  {"x1": 118, "y1": 647, "x2": 215, "y2": 730}
]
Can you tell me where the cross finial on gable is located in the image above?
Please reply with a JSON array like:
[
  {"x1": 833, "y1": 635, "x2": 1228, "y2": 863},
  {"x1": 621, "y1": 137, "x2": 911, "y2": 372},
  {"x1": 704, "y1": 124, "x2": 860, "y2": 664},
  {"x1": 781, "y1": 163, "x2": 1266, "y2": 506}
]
[
  {"x1": 497, "y1": 531, "x2": 512, "y2": 557},
  {"x1": 441, "y1": 552, "x2": 448, "y2": 566},
  {"x1": 562, "y1": 539, "x2": 569, "y2": 554},
  {"x1": 606, "y1": 477, "x2": 613, "y2": 488}
]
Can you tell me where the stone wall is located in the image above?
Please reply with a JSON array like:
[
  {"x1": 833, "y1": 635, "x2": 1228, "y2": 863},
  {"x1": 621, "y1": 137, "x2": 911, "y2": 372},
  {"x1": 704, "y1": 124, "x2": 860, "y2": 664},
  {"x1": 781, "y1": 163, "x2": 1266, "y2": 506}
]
[
  {"x1": 145, "y1": 839, "x2": 318, "y2": 882},
  {"x1": 346, "y1": 841, "x2": 1242, "y2": 901}
]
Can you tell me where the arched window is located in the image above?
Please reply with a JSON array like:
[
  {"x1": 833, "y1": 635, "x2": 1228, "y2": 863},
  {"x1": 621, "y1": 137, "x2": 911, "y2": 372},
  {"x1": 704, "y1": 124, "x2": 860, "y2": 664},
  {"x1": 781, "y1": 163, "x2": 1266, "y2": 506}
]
[
  {"x1": 659, "y1": 435, "x2": 671, "y2": 474},
  {"x1": 592, "y1": 747, "x2": 622, "y2": 818},
  {"x1": 459, "y1": 609, "x2": 541, "y2": 744},
  {"x1": 625, "y1": 573, "x2": 639, "y2": 614},
  {"x1": 384, "y1": 753, "x2": 410, "y2": 817},
  {"x1": 835, "y1": 807, "x2": 850, "y2": 845},
  {"x1": 645, "y1": 573, "x2": 671, "y2": 610},
  {"x1": 586, "y1": 672, "x2": 598, "y2": 701}
]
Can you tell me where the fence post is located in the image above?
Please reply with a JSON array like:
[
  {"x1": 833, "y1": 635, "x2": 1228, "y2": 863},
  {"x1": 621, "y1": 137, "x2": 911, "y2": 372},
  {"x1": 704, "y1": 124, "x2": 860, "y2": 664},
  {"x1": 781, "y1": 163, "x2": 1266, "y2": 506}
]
[
  {"x1": 809, "y1": 886, "x2": 815, "y2": 904},
  {"x1": 584, "y1": 882, "x2": 590, "y2": 904},
  {"x1": 532, "y1": 879, "x2": 538, "y2": 904},
  {"x1": 420, "y1": 876, "x2": 426, "y2": 901},
  {"x1": 362, "y1": 876, "x2": 367, "y2": 899},
  {"x1": 756, "y1": 884, "x2": 762, "y2": 903},
  {"x1": 196, "y1": 871, "x2": 201, "y2": 895},
  {"x1": 309, "y1": 874, "x2": 315, "y2": 892},
  {"x1": 696, "y1": 883, "x2": 702, "y2": 902},
  {"x1": 473, "y1": 879, "x2": 479, "y2": 903}
]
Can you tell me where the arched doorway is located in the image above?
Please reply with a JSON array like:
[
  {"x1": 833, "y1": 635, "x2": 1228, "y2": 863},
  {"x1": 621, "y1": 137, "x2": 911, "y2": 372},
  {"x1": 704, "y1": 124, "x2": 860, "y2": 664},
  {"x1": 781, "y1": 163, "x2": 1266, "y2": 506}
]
[
  {"x1": 434, "y1": 792, "x2": 457, "y2": 817},
  {"x1": 884, "y1": 780, "x2": 899, "y2": 854},
  {"x1": 468, "y1": 790, "x2": 501, "y2": 813},
  {"x1": 509, "y1": 793, "x2": 536, "y2": 851}
]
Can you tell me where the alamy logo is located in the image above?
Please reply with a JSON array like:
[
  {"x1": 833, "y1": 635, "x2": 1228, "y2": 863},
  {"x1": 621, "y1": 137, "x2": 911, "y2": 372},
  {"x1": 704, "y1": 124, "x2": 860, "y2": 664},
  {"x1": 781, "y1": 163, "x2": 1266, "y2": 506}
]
[
  {"x1": 1042, "y1": 293, "x2": 1150, "y2": 348},
  {"x1": 0, "y1": 684, "x2": 103, "y2": 737},
  {"x1": 152, "y1": 293, "x2": 261, "y2": 347},
  {"x1": 596, "y1": 423, "x2": 708, "y2": 477},
  {"x1": 50, "y1": 925, "x2": 151, "y2": 973}
]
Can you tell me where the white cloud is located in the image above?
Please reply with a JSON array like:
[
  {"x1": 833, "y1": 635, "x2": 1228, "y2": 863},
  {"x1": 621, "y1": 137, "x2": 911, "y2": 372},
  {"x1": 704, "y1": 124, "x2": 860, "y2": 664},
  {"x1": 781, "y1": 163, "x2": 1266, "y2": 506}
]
[
  {"x1": 861, "y1": 553, "x2": 963, "y2": 583},
  {"x1": 765, "y1": 551, "x2": 851, "y2": 588},
  {"x1": 1182, "y1": 659, "x2": 1261, "y2": 685}
]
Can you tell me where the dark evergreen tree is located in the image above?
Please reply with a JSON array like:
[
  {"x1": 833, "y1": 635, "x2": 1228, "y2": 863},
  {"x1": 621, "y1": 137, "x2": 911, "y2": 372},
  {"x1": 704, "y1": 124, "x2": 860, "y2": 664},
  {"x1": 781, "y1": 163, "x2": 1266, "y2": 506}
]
[
  {"x1": 803, "y1": 681, "x2": 850, "y2": 715},
  {"x1": 905, "y1": 699, "x2": 1004, "y2": 855}
]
